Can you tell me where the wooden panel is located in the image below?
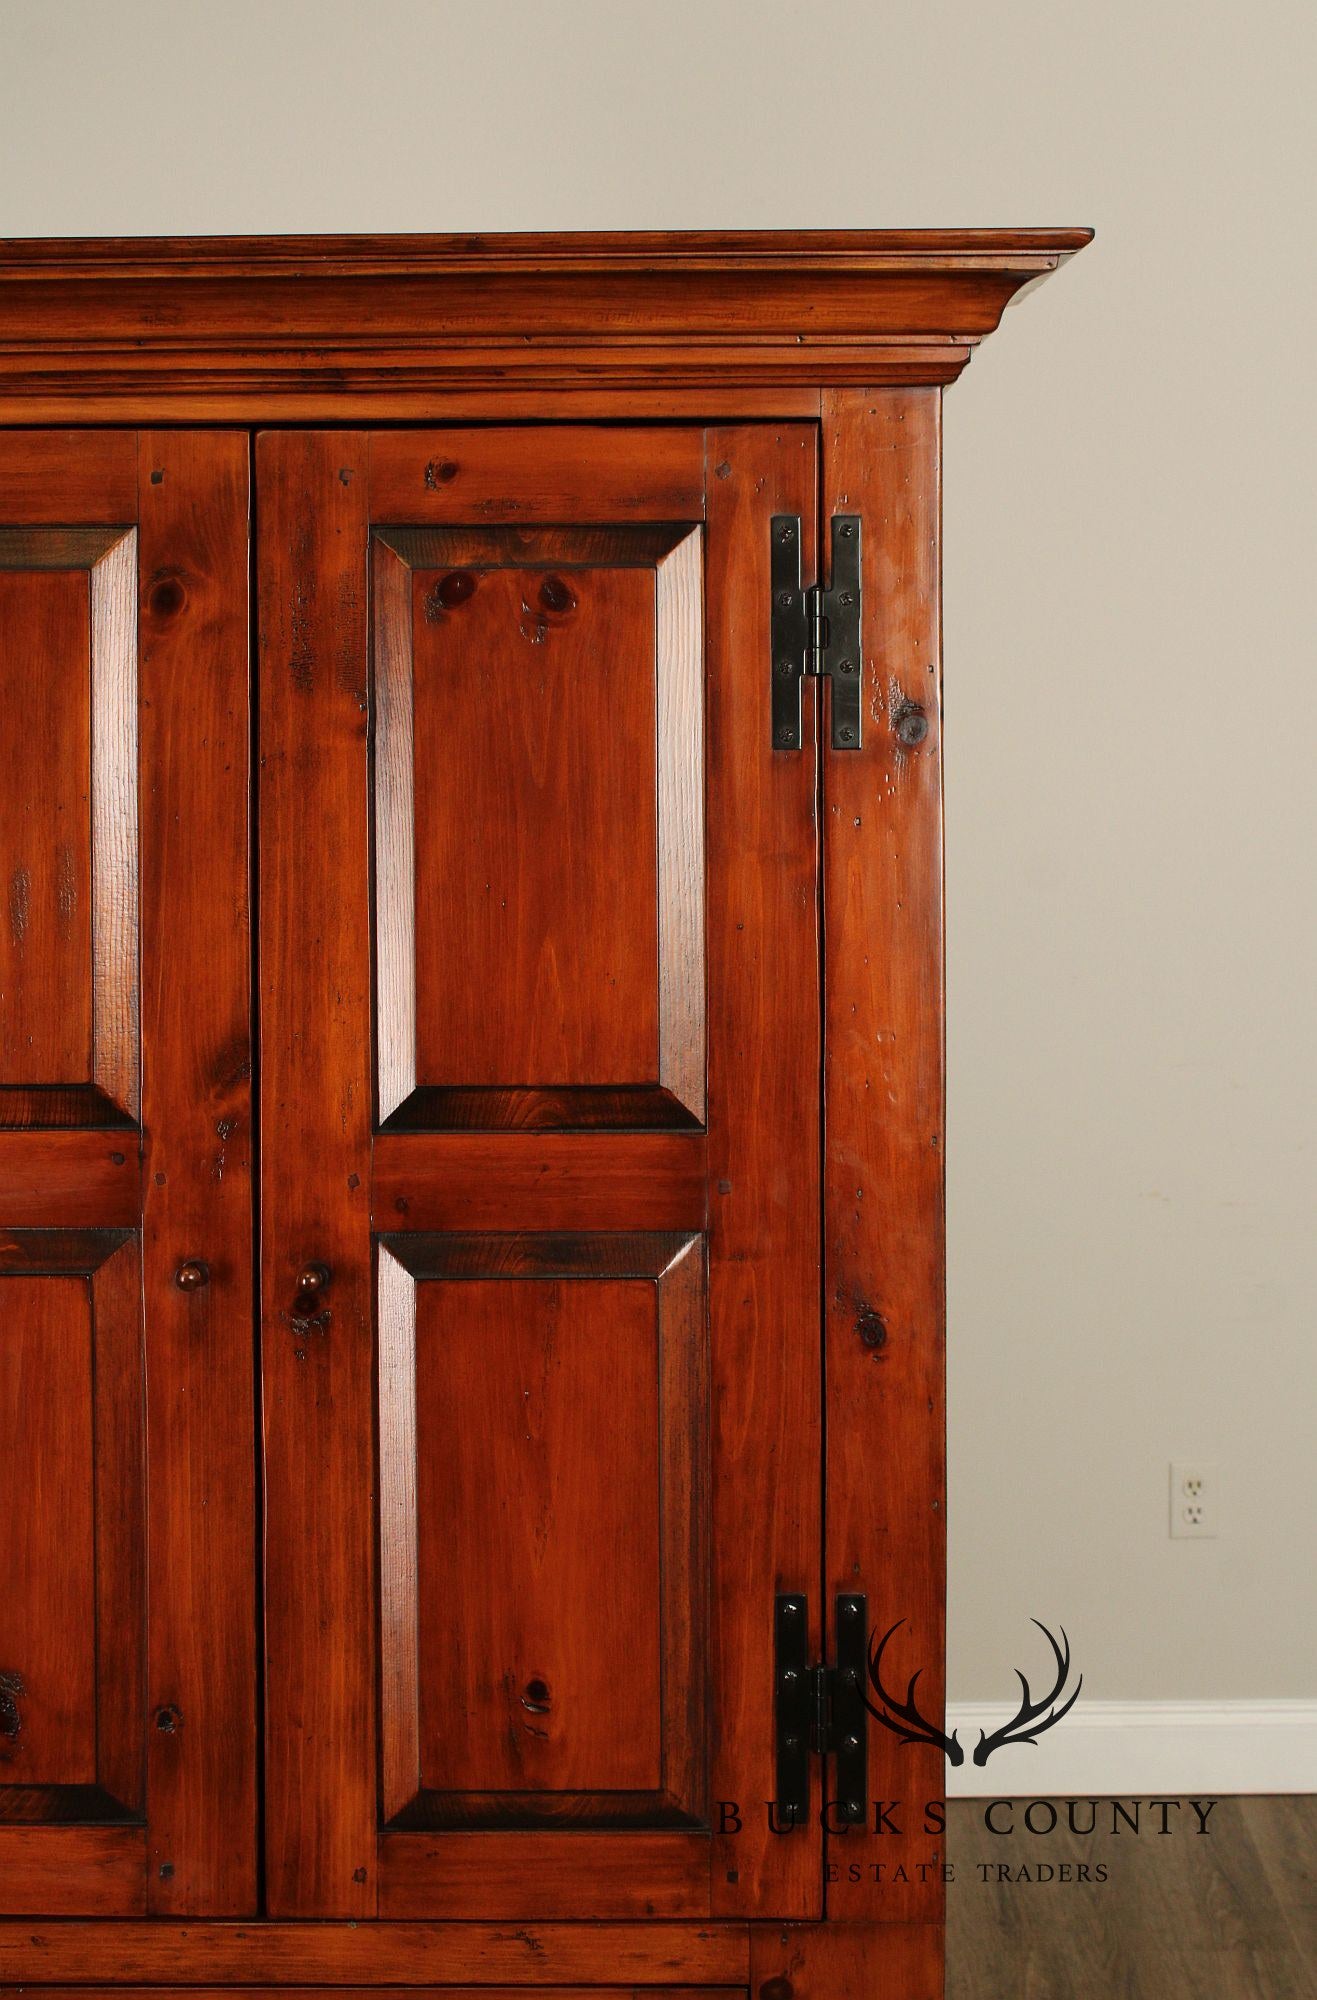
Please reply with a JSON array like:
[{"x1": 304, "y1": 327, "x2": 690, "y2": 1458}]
[
  {"x1": 703, "y1": 428, "x2": 822, "y2": 1922},
  {"x1": 417, "y1": 1273, "x2": 661, "y2": 1794},
  {"x1": 258, "y1": 429, "x2": 377, "y2": 1918},
  {"x1": 377, "y1": 1232, "x2": 707, "y2": 1835},
  {"x1": 0, "y1": 1232, "x2": 144, "y2": 1840},
  {"x1": 377, "y1": 1830, "x2": 711, "y2": 1920},
  {"x1": 373, "y1": 522, "x2": 703, "y2": 1132},
  {"x1": 0, "y1": 1277, "x2": 97, "y2": 1784},
  {"x1": 0, "y1": 1131, "x2": 139, "y2": 1227},
  {"x1": 750, "y1": 1920, "x2": 943, "y2": 1999},
  {"x1": 373, "y1": 1132, "x2": 707, "y2": 1231},
  {"x1": 0, "y1": 526, "x2": 137, "y2": 1127},
  {"x1": 9, "y1": 1990, "x2": 742, "y2": 2000},
  {"x1": 821, "y1": 389, "x2": 946, "y2": 1925},
  {"x1": 0, "y1": 430, "x2": 138, "y2": 522},
  {"x1": 369, "y1": 426, "x2": 707, "y2": 522},
  {"x1": 0, "y1": 571, "x2": 92, "y2": 1085},
  {"x1": 410, "y1": 561, "x2": 656, "y2": 1088},
  {"x1": 0, "y1": 1918, "x2": 752, "y2": 1986},
  {"x1": 137, "y1": 432, "x2": 256, "y2": 1915},
  {"x1": 0, "y1": 1827, "x2": 147, "y2": 1916}
]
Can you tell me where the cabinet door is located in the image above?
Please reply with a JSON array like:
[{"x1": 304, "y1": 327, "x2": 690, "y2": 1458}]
[
  {"x1": 0, "y1": 432, "x2": 255, "y2": 1913},
  {"x1": 259, "y1": 427, "x2": 823, "y2": 1920}
]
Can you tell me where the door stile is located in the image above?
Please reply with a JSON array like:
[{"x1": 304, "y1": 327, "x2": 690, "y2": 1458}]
[
  {"x1": 138, "y1": 433, "x2": 259, "y2": 1914},
  {"x1": 819, "y1": 389, "x2": 948, "y2": 1922},
  {"x1": 705, "y1": 426, "x2": 824, "y2": 1921},
  {"x1": 257, "y1": 430, "x2": 378, "y2": 1918}
]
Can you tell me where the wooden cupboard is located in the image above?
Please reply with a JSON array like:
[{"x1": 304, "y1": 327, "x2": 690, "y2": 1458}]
[{"x1": 0, "y1": 230, "x2": 1089, "y2": 1999}]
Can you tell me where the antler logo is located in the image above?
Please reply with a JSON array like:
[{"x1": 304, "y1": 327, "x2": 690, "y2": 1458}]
[{"x1": 863, "y1": 1619, "x2": 1082, "y2": 1767}]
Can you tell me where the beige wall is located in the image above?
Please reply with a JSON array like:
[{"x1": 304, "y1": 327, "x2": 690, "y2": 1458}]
[{"x1": 4, "y1": 0, "x2": 1313, "y2": 1700}]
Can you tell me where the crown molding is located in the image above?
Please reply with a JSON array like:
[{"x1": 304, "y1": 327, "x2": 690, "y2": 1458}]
[{"x1": 0, "y1": 228, "x2": 1093, "y2": 418}]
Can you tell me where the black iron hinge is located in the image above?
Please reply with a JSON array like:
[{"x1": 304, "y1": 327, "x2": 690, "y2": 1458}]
[
  {"x1": 770, "y1": 515, "x2": 863, "y2": 751},
  {"x1": 774, "y1": 1592, "x2": 868, "y2": 1828}
]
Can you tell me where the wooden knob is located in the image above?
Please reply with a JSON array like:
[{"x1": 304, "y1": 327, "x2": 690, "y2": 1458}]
[
  {"x1": 296, "y1": 1263, "x2": 330, "y2": 1299},
  {"x1": 175, "y1": 1260, "x2": 209, "y2": 1291}
]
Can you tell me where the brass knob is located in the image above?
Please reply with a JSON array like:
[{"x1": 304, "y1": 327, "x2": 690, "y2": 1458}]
[
  {"x1": 295, "y1": 1263, "x2": 331, "y2": 1301},
  {"x1": 175, "y1": 1260, "x2": 209, "y2": 1291}
]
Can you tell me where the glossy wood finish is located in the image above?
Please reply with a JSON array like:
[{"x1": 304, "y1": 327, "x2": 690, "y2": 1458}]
[
  {"x1": 752, "y1": 1920, "x2": 943, "y2": 1999},
  {"x1": 137, "y1": 432, "x2": 256, "y2": 1915},
  {"x1": 0, "y1": 520, "x2": 137, "y2": 1128},
  {"x1": 12, "y1": 1990, "x2": 740, "y2": 2000},
  {"x1": 260, "y1": 423, "x2": 823, "y2": 1923},
  {"x1": 0, "y1": 230, "x2": 1092, "y2": 1993},
  {"x1": 0, "y1": 1918, "x2": 751, "y2": 1986},
  {"x1": 0, "y1": 230, "x2": 1092, "y2": 420},
  {"x1": 820, "y1": 391, "x2": 948, "y2": 1924},
  {"x1": 380, "y1": 1232, "x2": 706, "y2": 1830},
  {"x1": 373, "y1": 519, "x2": 704, "y2": 1132},
  {"x1": 258, "y1": 430, "x2": 376, "y2": 1920},
  {"x1": 0, "y1": 431, "x2": 254, "y2": 1917}
]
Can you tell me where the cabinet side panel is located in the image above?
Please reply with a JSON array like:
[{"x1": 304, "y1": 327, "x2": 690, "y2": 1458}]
[{"x1": 821, "y1": 389, "x2": 946, "y2": 1926}]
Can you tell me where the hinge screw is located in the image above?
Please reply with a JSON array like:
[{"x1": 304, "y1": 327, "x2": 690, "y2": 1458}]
[
  {"x1": 840, "y1": 522, "x2": 855, "y2": 538},
  {"x1": 777, "y1": 523, "x2": 794, "y2": 542},
  {"x1": 837, "y1": 659, "x2": 854, "y2": 676},
  {"x1": 778, "y1": 590, "x2": 795, "y2": 609},
  {"x1": 775, "y1": 726, "x2": 795, "y2": 748},
  {"x1": 838, "y1": 726, "x2": 855, "y2": 745},
  {"x1": 776, "y1": 657, "x2": 795, "y2": 677}
]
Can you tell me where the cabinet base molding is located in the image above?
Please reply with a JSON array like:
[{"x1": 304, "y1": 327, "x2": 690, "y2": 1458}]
[{"x1": 0, "y1": 1919, "x2": 941, "y2": 1993}]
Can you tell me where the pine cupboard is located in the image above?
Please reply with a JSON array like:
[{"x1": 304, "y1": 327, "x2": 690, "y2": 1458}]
[{"x1": 0, "y1": 230, "x2": 1089, "y2": 2000}]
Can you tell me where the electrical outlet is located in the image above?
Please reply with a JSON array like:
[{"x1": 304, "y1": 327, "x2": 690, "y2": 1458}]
[{"x1": 1170, "y1": 1461, "x2": 1218, "y2": 1538}]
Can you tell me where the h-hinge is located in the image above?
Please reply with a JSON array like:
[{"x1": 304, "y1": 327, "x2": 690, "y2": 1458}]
[
  {"x1": 774, "y1": 1593, "x2": 868, "y2": 1828},
  {"x1": 770, "y1": 515, "x2": 863, "y2": 751}
]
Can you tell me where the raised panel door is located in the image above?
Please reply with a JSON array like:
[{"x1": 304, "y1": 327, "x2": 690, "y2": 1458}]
[
  {"x1": 259, "y1": 426, "x2": 824, "y2": 1920},
  {"x1": 0, "y1": 431, "x2": 255, "y2": 1915}
]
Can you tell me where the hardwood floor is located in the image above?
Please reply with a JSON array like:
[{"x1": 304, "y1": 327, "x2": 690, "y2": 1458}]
[{"x1": 947, "y1": 1796, "x2": 1317, "y2": 1998}]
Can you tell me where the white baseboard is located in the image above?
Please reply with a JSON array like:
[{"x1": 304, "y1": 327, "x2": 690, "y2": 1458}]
[{"x1": 942, "y1": 1699, "x2": 1317, "y2": 1797}]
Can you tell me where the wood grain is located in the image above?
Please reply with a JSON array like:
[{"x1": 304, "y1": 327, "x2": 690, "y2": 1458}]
[
  {"x1": 373, "y1": 1132, "x2": 708, "y2": 1230},
  {"x1": 751, "y1": 1919, "x2": 943, "y2": 1999},
  {"x1": 0, "y1": 1131, "x2": 139, "y2": 1226},
  {"x1": 0, "y1": 231, "x2": 1093, "y2": 418},
  {"x1": 373, "y1": 516, "x2": 703, "y2": 1133},
  {"x1": 704, "y1": 427, "x2": 822, "y2": 1922},
  {"x1": 0, "y1": 569, "x2": 93, "y2": 1088},
  {"x1": 137, "y1": 431, "x2": 256, "y2": 1914},
  {"x1": 369, "y1": 426, "x2": 706, "y2": 522},
  {"x1": 820, "y1": 389, "x2": 946, "y2": 1940},
  {"x1": 257, "y1": 430, "x2": 377, "y2": 1918},
  {"x1": 0, "y1": 1918, "x2": 751, "y2": 1986},
  {"x1": 947, "y1": 1796, "x2": 1317, "y2": 2000},
  {"x1": 0, "y1": 522, "x2": 137, "y2": 1125},
  {"x1": 0, "y1": 1275, "x2": 97, "y2": 1785},
  {"x1": 408, "y1": 560, "x2": 659, "y2": 1090},
  {"x1": 0, "y1": 1827, "x2": 146, "y2": 1916},
  {"x1": 0, "y1": 429, "x2": 137, "y2": 520}
]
